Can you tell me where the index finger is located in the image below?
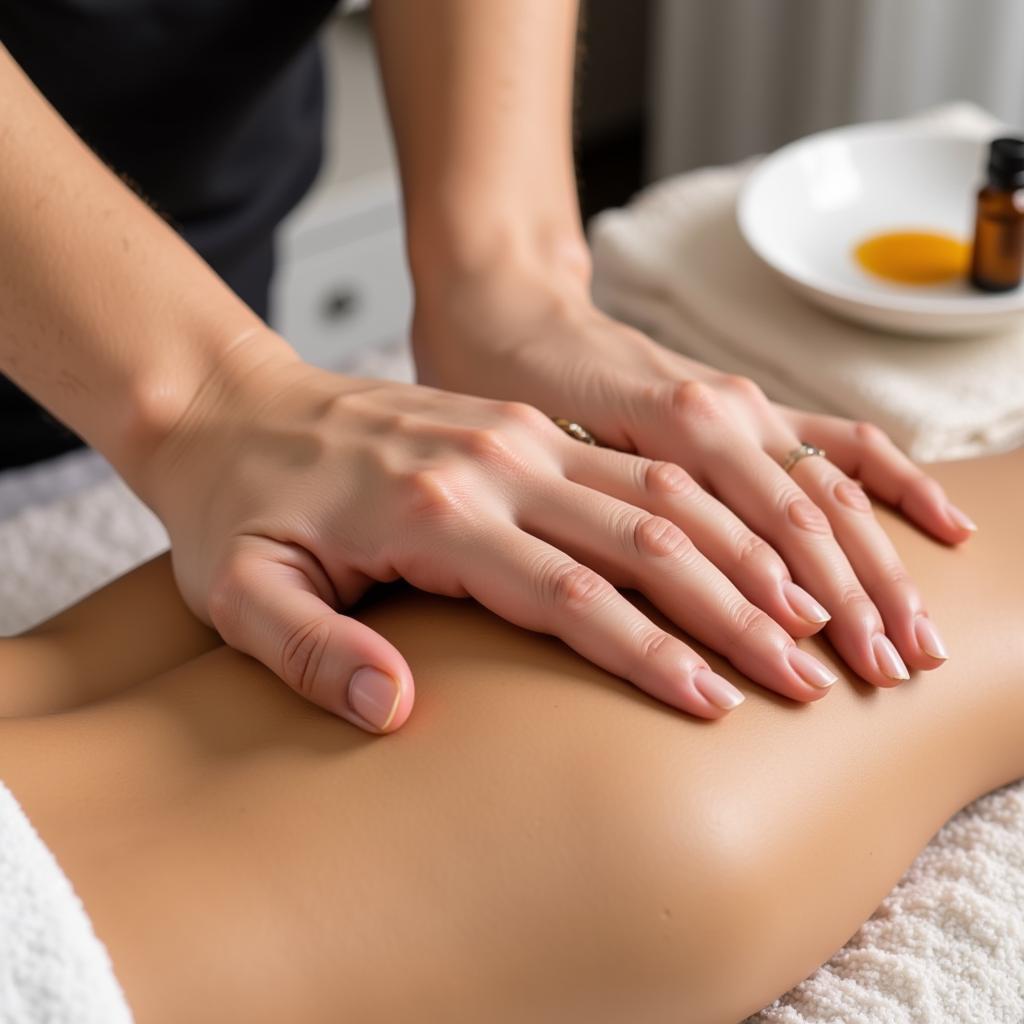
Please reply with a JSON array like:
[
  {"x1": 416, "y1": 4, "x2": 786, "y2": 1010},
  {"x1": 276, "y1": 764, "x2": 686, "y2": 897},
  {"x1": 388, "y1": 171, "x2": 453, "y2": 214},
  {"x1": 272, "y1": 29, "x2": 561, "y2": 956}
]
[{"x1": 448, "y1": 520, "x2": 747, "y2": 719}]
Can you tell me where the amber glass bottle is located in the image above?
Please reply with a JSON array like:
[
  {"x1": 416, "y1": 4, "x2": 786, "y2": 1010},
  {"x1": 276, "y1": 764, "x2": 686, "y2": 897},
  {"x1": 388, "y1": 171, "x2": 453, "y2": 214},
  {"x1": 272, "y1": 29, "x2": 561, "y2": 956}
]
[{"x1": 970, "y1": 137, "x2": 1024, "y2": 292}]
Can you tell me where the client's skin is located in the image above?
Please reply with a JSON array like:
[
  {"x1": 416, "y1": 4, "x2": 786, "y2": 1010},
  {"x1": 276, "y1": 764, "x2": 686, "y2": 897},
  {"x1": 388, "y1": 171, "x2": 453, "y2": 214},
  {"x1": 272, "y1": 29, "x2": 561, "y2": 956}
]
[{"x1": 0, "y1": 450, "x2": 1022, "y2": 1024}]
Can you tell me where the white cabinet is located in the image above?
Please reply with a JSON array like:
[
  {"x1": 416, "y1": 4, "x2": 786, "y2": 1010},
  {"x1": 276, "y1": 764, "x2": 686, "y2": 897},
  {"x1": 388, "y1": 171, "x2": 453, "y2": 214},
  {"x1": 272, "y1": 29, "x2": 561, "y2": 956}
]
[
  {"x1": 271, "y1": 176, "x2": 413, "y2": 371},
  {"x1": 270, "y1": 16, "x2": 412, "y2": 373}
]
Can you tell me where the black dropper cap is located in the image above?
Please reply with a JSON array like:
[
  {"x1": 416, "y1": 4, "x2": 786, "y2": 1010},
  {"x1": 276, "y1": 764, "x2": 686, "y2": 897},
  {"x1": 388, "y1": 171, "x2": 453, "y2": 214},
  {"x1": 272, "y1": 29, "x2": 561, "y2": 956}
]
[{"x1": 986, "y1": 137, "x2": 1024, "y2": 189}]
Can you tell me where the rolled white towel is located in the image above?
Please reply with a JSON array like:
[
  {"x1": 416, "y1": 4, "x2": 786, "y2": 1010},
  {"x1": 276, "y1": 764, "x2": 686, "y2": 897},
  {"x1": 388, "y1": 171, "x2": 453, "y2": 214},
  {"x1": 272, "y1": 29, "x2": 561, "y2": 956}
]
[
  {"x1": 590, "y1": 104, "x2": 1024, "y2": 463},
  {"x1": 0, "y1": 782, "x2": 133, "y2": 1023}
]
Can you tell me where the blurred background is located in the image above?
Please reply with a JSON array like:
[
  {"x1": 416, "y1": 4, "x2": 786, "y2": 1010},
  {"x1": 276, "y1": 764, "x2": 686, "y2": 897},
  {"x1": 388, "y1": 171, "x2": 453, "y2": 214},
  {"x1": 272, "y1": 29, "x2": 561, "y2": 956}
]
[{"x1": 274, "y1": 0, "x2": 1024, "y2": 373}]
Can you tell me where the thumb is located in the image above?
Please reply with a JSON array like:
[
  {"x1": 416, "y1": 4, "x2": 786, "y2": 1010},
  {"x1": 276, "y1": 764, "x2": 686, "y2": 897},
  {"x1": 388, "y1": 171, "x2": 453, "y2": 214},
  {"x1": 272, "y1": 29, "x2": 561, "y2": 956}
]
[{"x1": 209, "y1": 539, "x2": 415, "y2": 733}]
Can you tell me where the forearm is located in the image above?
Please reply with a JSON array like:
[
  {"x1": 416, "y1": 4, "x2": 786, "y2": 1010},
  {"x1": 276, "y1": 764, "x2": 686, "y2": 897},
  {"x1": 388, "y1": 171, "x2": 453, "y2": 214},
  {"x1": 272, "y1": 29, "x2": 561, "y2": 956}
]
[
  {"x1": 372, "y1": 0, "x2": 590, "y2": 291},
  {"x1": 0, "y1": 45, "x2": 284, "y2": 488}
]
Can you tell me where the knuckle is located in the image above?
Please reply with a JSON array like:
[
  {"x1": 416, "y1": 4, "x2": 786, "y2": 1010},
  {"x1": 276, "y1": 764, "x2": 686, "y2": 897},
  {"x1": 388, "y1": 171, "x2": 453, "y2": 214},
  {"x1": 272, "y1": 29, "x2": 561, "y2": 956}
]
[
  {"x1": 835, "y1": 582, "x2": 878, "y2": 621},
  {"x1": 735, "y1": 532, "x2": 775, "y2": 572},
  {"x1": 643, "y1": 459, "x2": 699, "y2": 499},
  {"x1": 853, "y1": 420, "x2": 889, "y2": 449},
  {"x1": 730, "y1": 602, "x2": 775, "y2": 642},
  {"x1": 633, "y1": 514, "x2": 692, "y2": 559},
  {"x1": 784, "y1": 495, "x2": 833, "y2": 537},
  {"x1": 832, "y1": 477, "x2": 872, "y2": 513},
  {"x1": 907, "y1": 472, "x2": 944, "y2": 503},
  {"x1": 497, "y1": 400, "x2": 549, "y2": 431},
  {"x1": 389, "y1": 411, "x2": 419, "y2": 437},
  {"x1": 280, "y1": 617, "x2": 333, "y2": 699},
  {"x1": 401, "y1": 468, "x2": 463, "y2": 519},
  {"x1": 667, "y1": 380, "x2": 721, "y2": 424},
  {"x1": 463, "y1": 426, "x2": 517, "y2": 466},
  {"x1": 544, "y1": 562, "x2": 612, "y2": 616},
  {"x1": 206, "y1": 555, "x2": 248, "y2": 631},
  {"x1": 637, "y1": 628, "x2": 674, "y2": 661},
  {"x1": 878, "y1": 561, "x2": 912, "y2": 589},
  {"x1": 721, "y1": 374, "x2": 766, "y2": 403}
]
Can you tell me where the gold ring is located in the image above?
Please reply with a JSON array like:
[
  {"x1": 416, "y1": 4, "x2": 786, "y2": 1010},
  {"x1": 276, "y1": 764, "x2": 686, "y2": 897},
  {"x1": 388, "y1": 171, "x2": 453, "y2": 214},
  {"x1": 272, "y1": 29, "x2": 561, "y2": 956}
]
[
  {"x1": 551, "y1": 417, "x2": 597, "y2": 445},
  {"x1": 782, "y1": 442, "x2": 827, "y2": 473}
]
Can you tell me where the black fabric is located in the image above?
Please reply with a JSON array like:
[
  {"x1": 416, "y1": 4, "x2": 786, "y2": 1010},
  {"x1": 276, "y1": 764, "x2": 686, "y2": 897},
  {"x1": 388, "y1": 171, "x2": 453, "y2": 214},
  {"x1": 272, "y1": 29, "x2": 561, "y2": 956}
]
[{"x1": 0, "y1": 0, "x2": 337, "y2": 468}]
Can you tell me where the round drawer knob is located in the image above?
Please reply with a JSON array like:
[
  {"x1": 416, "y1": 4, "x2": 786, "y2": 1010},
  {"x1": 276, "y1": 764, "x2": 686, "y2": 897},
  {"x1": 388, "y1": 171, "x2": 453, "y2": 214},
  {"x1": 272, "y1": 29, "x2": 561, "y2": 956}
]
[{"x1": 321, "y1": 287, "x2": 360, "y2": 322}]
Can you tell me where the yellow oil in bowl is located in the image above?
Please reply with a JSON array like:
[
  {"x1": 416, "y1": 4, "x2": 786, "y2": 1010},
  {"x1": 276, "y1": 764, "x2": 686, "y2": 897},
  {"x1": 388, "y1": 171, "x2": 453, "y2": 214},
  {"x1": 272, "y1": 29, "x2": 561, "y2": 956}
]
[{"x1": 853, "y1": 230, "x2": 970, "y2": 286}]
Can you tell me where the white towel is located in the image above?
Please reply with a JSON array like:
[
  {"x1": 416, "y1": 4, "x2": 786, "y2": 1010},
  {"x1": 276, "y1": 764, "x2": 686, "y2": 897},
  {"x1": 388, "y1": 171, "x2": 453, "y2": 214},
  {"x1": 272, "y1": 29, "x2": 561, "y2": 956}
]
[
  {"x1": 589, "y1": 105, "x2": 1024, "y2": 463},
  {"x1": 0, "y1": 783, "x2": 133, "y2": 1023}
]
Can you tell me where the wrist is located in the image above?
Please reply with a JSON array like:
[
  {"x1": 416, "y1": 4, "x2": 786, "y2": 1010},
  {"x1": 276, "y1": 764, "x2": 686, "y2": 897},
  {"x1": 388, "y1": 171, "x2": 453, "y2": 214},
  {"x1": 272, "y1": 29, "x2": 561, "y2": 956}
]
[
  {"x1": 409, "y1": 215, "x2": 594, "y2": 365},
  {"x1": 120, "y1": 324, "x2": 302, "y2": 507},
  {"x1": 407, "y1": 203, "x2": 592, "y2": 310},
  {"x1": 408, "y1": 226, "x2": 608, "y2": 398}
]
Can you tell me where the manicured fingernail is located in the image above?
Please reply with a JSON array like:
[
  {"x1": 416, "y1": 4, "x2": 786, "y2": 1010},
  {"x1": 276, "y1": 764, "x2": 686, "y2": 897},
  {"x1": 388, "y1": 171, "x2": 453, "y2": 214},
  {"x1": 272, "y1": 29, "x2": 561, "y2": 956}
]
[
  {"x1": 348, "y1": 667, "x2": 401, "y2": 730},
  {"x1": 946, "y1": 504, "x2": 977, "y2": 532},
  {"x1": 914, "y1": 616, "x2": 949, "y2": 661},
  {"x1": 786, "y1": 646, "x2": 839, "y2": 688},
  {"x1": 693, "y1": 667, "x2": 746, "y2": 710},
  {"x1": 782, "y1": 580, "x2": 831, "y2": 625},
  {"x1": 872, "y1": 634, "x2": 910, "y2": 681}
]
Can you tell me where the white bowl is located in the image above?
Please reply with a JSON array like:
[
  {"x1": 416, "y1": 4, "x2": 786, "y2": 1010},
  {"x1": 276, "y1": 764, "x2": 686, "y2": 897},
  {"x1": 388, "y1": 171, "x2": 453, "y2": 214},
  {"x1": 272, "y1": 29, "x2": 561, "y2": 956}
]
[{"x1": 737, "y1": 123, "x2": 1024, "y2": 335}]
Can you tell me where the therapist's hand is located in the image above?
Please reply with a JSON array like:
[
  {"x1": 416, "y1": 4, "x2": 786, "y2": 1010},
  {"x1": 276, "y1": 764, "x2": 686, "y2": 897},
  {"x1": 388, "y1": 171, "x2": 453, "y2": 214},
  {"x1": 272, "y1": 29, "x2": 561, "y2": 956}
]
[
  {"x1": 143, "y1": 329, "x2": 843, "y2": 733},
  {"x1": 412, "y1": 258, "x2": 976, "y2": 692}
]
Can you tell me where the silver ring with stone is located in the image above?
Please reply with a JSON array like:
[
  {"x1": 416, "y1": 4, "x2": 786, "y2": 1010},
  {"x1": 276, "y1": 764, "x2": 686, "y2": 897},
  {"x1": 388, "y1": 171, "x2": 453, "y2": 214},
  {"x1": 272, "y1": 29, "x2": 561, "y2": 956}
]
[
  {"x1": 551, "y1": 417, "x2": 598, "y2": 446},
  {"x1": 782, "y1": 442, "x2": 827, "y2": 473}
]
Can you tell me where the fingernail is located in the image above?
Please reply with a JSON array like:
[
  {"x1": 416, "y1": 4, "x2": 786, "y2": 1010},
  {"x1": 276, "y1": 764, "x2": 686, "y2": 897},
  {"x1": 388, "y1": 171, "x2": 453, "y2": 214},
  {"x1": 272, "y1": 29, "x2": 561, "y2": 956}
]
[
  {"x1": 786, "y1": 646, "x2": 839, "y2": 688},
  {"x1": 872, "y1": 634, "x2": 910, "y2": 681},
  {"x1": 348, "y1": 667, "x2": 401, "y2": 730},
  {"x1": 781, "y1": 580, "x2": 831, "y2": 625},
  {"x1": 914, "y1": 616, "x2": 949, "y2": 661},
  {"x1": 946, "y1": 504, "x2": 978, "y2": 533},
  {"x1": 693, "y1": 667, "x2": 746, "y2": 710}
]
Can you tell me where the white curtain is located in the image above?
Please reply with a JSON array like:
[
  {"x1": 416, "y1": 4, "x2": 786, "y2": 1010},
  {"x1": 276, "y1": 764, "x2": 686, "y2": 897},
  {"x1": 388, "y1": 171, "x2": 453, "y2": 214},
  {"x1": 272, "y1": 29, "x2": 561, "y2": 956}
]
[{"x1": 648, "y1": 0, "x2": 1024, "y2": 178}]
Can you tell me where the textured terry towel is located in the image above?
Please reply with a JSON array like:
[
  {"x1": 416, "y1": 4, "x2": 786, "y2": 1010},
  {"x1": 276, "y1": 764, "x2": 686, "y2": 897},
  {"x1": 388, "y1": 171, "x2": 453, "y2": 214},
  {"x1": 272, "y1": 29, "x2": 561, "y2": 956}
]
[
  {"x1": 589, "y1": 105, "x2": 1024, "y2": 463},
  {"x1": 0, "y1": 783, "x2": 133, "y2": 1023}
]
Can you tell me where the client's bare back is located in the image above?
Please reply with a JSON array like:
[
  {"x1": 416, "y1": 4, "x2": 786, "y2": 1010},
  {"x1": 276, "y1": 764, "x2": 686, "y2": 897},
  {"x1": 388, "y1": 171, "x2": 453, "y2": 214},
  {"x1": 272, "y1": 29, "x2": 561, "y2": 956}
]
[{"x1": 0, "y1": 450, "x2": 1021, "y2": 1023}]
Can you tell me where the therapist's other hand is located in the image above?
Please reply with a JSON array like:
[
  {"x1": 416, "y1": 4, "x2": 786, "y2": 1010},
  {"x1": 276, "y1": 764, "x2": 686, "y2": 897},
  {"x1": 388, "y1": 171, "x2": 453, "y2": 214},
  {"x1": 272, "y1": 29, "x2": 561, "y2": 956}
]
[
  {"x1": 144, "y1": 331, "x2": 841, "y2": 732},
  {"x1": 413, "y1": 259, "x2": 974, "y2": 691}
]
